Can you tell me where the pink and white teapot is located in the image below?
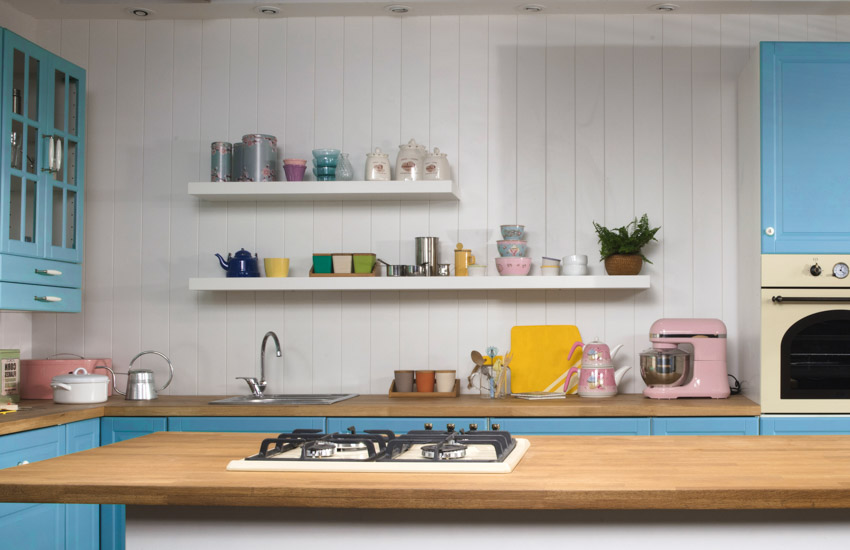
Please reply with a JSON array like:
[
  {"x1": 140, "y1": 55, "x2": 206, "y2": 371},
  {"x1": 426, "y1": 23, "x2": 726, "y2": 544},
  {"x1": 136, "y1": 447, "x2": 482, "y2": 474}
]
[{"x1": 563, "y1": 338, "x2": 631, "y2": 397}]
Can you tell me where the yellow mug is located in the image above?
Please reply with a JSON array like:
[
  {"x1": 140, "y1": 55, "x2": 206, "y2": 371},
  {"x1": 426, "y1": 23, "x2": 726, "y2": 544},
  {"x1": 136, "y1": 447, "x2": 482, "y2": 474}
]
[{"x1": 264, "y1": 258, "x2": 290, "y2": 277}]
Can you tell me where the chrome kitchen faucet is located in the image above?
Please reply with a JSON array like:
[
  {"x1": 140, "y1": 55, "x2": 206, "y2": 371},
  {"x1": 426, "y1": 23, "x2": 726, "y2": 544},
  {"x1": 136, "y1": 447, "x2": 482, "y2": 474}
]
[{"x1": 237, "y1": 331, "x2": 281, "y2": 398}]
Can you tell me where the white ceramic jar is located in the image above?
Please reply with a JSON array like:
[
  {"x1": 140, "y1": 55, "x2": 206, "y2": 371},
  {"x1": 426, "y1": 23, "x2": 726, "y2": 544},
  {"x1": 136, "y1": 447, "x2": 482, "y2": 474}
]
[
  {"x1": 395, "y1": 138, "x2": 427, "y2": 181},
  {"x1": 423, "y1": 147, "x2": 451, "y2": 180},
  {"x1": 50, "y1": 367, "x2": 110, "y2": 404},
  {"x1": 365, "y1": 147, "x2": 391, "y2": 181}
]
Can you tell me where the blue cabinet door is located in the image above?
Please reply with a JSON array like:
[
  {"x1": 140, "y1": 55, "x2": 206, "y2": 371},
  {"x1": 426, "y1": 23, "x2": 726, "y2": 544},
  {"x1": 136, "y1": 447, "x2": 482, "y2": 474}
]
[
  {"x1": 761, "y1": 415, "x2": 850, "y2": 434},
  {"x1": 0, "y1": 425, "x2": 65, "y2": 550},
  {"x1": 66, "y1": 419, "x2": 99, "y2": 550},
  {"x1": 761, "y1": 42, "x2": 850, "y2": 253},
  {"x1": 101, "y1": 417, "x2": 167, "y2": 550},
  {"x1": 489, "y1": 417, "x2": 651, "y2": 435},
  {"x1": 168, "y1": 416, "x2": 324, "y2": 433},
  {"x1": 326, "y1": 417, "x2": 488, "y2": 434},
  {"x1": 651, "y1": 417, "x2": 759, "y2": 435}
]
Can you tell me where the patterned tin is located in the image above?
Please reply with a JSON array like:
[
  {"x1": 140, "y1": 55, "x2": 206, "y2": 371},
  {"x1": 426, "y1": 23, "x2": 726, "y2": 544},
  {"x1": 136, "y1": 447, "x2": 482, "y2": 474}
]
[
  {"x1": 232, "y1": 142, "x2": 244, "y2": 181},
  {"x1": 242, "y1": 134, "x2": 278, "y2": 182},
  {"x1": 211, "y1": 141, "x2": 232, "y2": 182}
]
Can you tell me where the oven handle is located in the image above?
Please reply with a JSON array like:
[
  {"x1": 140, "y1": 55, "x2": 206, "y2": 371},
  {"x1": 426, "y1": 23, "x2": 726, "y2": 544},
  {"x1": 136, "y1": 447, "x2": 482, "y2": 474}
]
[{"x1": 772, "y1": 295, "x2": 850, "y2": 304}]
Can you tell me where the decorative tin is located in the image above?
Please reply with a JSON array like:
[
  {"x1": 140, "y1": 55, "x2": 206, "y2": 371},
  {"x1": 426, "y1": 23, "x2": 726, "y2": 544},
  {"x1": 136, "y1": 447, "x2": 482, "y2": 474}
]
[
  {"x1": 233, "y1": 142, "x2": 244, "y2": 181},
  {"x1": 211, "y1": 141, "x2": 232, "y2": 182},
  {"x1": 0, "y1": 349, "x2": 21, "y2": 403},
  {"x1": 242, "y1": 134, "x2": 278, "y2": 182}
]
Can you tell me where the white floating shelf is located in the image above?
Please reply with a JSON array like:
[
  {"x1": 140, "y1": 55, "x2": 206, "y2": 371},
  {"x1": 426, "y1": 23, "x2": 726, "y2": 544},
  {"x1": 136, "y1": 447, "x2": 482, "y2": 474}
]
[
  {"x1": 189, "y1": 275, "x2": 650, "y2": 292},
  {"x1": 188, "y1": 180, "x2": 459, "y2": 201}
]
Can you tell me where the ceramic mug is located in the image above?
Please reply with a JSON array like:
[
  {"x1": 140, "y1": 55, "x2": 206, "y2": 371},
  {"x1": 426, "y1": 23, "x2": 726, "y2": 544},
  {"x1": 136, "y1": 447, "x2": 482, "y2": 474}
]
[
  {"x1": 394, "y1": 370, "x2": 414, "y2": 393},
  {"x1": 416, "y1": 370, "x2": 436, "y2": 392},
  {"x1": 264, "y1": 258, "x2": 290, "y2": 277},
  {"x1": 435, "y1": 370, "x2": 456, "y2": 392},
  {"x1": 468, "y1": 264, "x2": 487, "y2": 277}
]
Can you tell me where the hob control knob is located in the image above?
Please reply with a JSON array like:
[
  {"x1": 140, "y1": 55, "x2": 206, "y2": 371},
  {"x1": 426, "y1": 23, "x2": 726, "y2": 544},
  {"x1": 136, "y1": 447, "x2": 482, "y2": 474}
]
[
  {"x1": 469, "y1": 423, "x2": 478, "y2": 431},
  {"x1": 811, "y1": 263, "x2": 822, "y2": 276},
  {"x1": 492, "y1": 423, "x2": 501, "y2": 431},
  {"x1": 424, "y1": 423, "x2": 433, "y2": 430},
  {"x1": 446, "y1": 423, "x2": 455, "y2": 432}
]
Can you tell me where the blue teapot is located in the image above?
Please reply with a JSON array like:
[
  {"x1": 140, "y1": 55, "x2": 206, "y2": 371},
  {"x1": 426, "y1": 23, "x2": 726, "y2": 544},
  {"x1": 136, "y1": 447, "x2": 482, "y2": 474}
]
[{"x1": 215, "y1": 249, "x2": 260, "y2": 278}]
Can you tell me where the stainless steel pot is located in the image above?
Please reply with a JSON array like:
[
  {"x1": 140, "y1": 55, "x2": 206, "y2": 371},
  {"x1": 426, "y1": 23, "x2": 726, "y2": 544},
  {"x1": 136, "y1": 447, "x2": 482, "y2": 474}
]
[
  {"x1": 639, "y1": 347, "x2": 690, "y2": 387},
  {"x1": 402, "y1": 265, "x2": 424, "y2": 276},
  {"x1": 378, "y1": 259, "x2": 403, "y2": 277}
]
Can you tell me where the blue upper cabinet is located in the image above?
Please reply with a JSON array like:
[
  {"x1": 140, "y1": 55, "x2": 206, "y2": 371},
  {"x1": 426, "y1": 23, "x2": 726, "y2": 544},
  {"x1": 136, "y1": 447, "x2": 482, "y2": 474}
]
[
  {"x1": 760, "y1": 42, "x2": 850, "y2": 253},
  {"x1": 0, "y1": 28, "x2": 85, "y2": 311}
]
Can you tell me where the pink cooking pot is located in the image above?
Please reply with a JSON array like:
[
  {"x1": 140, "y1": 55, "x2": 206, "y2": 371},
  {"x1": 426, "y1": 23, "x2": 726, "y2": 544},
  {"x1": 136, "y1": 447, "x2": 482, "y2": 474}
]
[{"x1": 20, "y1": 354, "x2": 113, "y2": 399}]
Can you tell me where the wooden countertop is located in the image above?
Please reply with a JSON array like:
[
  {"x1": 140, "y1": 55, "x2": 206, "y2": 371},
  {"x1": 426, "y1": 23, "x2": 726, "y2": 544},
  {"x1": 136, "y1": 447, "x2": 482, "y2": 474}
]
[
  {"x1": 0, "y1": 431, "x2": 848, "y2": 510},
  {"x1": 0, "y1": 394, "x2": 760, "y2": 436}
]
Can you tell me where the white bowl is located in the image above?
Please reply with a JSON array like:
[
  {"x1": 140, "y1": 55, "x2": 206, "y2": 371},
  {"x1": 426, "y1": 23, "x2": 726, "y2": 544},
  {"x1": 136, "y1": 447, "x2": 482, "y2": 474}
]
[
  {"x1": 541, "y1": 265, "x2": 561, "y2": 276},
  {"x1": 468, "y1": 264, "x2": 487, "y2": 277},
  {"x1": 564, "y1": 265, "x2": 588, "y2": 276},
  {"x1": 564, "y1": 254, "x2": 588, "y2": 265}
]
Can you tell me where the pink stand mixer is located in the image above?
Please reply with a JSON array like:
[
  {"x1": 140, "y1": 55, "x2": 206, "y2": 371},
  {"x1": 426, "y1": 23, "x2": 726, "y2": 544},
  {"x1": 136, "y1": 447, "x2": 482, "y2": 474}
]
[{"x1": 640, "y1": 318, "x2": 730, "y2": 399}]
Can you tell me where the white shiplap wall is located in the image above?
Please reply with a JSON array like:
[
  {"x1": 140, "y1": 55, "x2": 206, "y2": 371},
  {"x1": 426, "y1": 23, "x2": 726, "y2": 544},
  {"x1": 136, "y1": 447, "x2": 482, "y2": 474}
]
[{"x1": 22, "y1": 13, "x2": 848, "y2": 397}]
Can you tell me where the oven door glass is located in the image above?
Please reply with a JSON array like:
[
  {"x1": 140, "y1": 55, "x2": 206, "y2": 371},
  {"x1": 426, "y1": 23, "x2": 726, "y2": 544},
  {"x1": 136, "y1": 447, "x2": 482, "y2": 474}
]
[{"x1": 781, "y1": 309, "x2": 850, "y2": 399}]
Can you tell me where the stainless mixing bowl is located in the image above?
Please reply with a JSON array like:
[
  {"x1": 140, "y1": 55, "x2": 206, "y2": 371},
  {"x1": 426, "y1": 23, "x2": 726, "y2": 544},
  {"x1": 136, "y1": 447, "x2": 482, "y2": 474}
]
[{"x1": 639, "y1": 347, "x2": 690, "y2": 386}]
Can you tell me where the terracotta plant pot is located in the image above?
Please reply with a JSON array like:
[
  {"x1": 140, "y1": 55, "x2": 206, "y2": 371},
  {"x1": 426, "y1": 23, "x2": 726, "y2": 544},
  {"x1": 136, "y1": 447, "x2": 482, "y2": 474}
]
[{"x1": 604, "y1": 254, "x2": 643, "y2": 275}]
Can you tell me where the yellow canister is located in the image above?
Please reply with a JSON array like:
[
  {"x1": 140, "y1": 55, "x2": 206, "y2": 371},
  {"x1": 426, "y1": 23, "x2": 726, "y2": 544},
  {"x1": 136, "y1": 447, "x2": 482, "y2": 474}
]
[{"x1": 454, "y1": 243, "x2": 476, "y2": 276}]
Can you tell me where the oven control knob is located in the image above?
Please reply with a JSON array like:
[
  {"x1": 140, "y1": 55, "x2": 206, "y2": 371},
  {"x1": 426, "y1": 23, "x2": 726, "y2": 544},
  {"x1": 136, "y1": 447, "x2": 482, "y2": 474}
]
[
  {"x1": 834, "y1": 262, "x2": 849, "y2": 279},
  {"x1": 810, "y1": 263, "x2": 822, "y2": 276}
]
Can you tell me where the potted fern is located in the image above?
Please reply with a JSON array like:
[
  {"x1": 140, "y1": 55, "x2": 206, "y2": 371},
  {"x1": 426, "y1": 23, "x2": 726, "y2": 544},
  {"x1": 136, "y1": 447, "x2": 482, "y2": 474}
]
[{"x1": 593, "y1": 214, "x2": 660, "y2": 275}]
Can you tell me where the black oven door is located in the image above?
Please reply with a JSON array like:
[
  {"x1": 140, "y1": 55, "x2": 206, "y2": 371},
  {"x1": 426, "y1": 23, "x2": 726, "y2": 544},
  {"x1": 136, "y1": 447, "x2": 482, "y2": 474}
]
[{"x1": 781, "y1": 310, "x2": 850, "y2": 399}]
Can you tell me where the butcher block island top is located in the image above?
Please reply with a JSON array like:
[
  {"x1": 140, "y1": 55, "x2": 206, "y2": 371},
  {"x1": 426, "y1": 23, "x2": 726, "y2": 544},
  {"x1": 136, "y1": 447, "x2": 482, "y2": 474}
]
[
  {"x1": 1, "y1": 431, "x2": 849, "y2": 510},
  {"x1": 0, "y1": 394, "x2": 759, "y2": 436}
]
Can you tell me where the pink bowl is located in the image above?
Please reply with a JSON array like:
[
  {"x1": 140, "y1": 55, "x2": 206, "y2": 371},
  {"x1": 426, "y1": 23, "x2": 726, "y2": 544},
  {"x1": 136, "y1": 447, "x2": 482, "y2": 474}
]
[{"x1": 495, "y1": 257, "x2": 532, "y2": 276}]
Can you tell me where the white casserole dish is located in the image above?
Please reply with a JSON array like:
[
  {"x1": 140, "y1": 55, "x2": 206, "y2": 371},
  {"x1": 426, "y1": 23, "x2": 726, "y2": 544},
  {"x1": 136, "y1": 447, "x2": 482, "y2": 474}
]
[{"x1": 50, "y1": 367, "x2": 110, "y2": 404}]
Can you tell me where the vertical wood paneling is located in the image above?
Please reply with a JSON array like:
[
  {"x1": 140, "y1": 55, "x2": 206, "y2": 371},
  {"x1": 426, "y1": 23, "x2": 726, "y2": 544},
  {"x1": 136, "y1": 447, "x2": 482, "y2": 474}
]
[
  {"x1": 661, "y1": 15, "x2": 693, "y2": 318},
  {"x1": 83, "y1": 20, "x2": 117, "y2": 362},
  {"x1": 28, "y1": 11, "x2": 841, "y2": 397},
  {"x1": 196, "y1": 19, "x2": 230, "y2": 394},
  {"x1": 140, "y1": 21, "x2": 174, "y2": 374},
  {"x1": 632, "y1": 14, "x2": 664, "y2": 392}
]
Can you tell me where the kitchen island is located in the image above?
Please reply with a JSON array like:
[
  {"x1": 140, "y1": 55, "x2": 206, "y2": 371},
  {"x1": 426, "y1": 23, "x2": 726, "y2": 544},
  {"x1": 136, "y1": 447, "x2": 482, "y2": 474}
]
[{"x1": 1, "y1": 431, "x2": 850, "y2": 548}]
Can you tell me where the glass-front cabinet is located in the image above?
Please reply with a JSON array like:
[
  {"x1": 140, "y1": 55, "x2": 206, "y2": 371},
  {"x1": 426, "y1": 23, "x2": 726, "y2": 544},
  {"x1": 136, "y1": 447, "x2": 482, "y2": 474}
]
[{"x1": 0, "y1": 29, "x2": 85, "y2": 312}]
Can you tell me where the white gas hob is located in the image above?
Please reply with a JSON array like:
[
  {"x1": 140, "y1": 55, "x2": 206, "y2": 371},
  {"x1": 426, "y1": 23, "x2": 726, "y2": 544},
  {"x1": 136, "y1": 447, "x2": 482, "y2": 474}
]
[{"x1": 226, "y1": 429, "x2": 531, "y2": 473}]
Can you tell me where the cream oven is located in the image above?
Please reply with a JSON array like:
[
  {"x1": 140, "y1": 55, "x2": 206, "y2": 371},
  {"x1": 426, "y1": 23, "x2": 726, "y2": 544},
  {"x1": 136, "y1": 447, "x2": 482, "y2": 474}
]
[{"x1": 762, "y1": 255, "x2": 850, "y2": 412}]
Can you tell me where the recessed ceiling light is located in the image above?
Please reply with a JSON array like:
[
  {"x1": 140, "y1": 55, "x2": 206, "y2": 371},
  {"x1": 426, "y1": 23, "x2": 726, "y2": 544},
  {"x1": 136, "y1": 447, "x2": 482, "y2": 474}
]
[
  {"x1": 651, "y1": 3, "x2": 679, "y2": 11},
  {"x1": 254, "y1": 6, "x2": 281, "y2": 16},
  {"x1": 521, "y1": 4, "x2": 546, "y2": 13},
  {"x1": 126, "y1": 7, "x2": 153, "y2": 18},
  {"x1": 384, "y1": 5, "x2": 412, "y2": 14}
]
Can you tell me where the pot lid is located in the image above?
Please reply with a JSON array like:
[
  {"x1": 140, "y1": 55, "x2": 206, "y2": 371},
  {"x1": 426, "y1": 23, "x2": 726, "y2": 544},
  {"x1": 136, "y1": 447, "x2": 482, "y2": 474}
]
[
  {"x1": 232, "y1": 248, "x2": 256, "y2": 259},
  {"x1": 426, "y1": 147, "x2": 447, "y2": 158},
  {"x1": 51, "y1": 367, "x2": 109, "y2": 384},
  {"x1": 367, "y1": 147, "x2": 388, "y2": 158}
]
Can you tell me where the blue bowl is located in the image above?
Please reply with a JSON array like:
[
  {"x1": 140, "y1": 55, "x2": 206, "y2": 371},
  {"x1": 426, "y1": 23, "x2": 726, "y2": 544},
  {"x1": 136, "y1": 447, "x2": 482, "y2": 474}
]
[
  {"x1": 496, "y1": 240, "x2": 528, "y2": 257},
  {"x1": 316, "y1": 175, "x2": 335, "y2": 181},
  {"x1": 313, "y1": 166, "x2": 336, "y2": 176},
  {"x1": 312, "y1": 156, "x2": 338, "y2": 168}
]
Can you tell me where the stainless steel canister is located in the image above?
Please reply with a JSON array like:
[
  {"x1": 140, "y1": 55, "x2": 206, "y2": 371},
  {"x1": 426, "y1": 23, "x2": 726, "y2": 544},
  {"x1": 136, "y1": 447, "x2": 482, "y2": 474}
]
[
  {"x1": 232, "y1": 142, "x2": 244, "y2": 181},
  {"x1": 415, "y1": 236, "x2": 438, "y2": 276},
  {"x1": 241, "y1": 134, "x2": 278, "y2": 182},
  {"x1": 211, "y1": 142, "x2": 232, "y2": 182}
]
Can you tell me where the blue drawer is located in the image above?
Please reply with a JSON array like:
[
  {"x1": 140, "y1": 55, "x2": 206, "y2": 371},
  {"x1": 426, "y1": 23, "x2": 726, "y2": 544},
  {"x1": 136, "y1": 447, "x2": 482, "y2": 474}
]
[
  {"x1": 0, "y1": 281, "x2": 80, "y2": 312},
  {"x1": 490, "y1": 417, "x2": 651, "y2": 435},
  {"x1": 326, "y1": 417, "x2": 487, "y2": 434},
  {"x1": 651, "y1": 417, "x2": 759, "y2": 435},
  {"x1": 761, "y1": 416, "x2": 850, "y2": 435},
  {"x1": 168, "y1": 417, "x2": 324, "y2": 433},
  {"x1": 0, "y1": 425, "x2": 64, "y2": 468},
  {"x1": 0, "y1": 254, "x2": 82, "y2": 288}
]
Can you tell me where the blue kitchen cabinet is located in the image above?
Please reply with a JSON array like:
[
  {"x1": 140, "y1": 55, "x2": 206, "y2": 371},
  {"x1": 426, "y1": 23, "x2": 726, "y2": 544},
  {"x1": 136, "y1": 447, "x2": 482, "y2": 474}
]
[
  {"x1": 0, "y1": 28, "x2": 85, "y2": 311},
  {"x1": 760, "y1": 415, "x2": 850, "y2": 434},
  {"x1": 101, "y1": 417, "x2": 167, "y2": 550},
  {"x1": 760, "y1": 42, "x2": 850, "y2": 253},
  {"x1": 651, "y1": 417, "x2": 759, "y2": 435},
  {"x1": 480, "y1": 417, "x2": 651, "y2": 436},
  {"x1": 168, "y1": 416, "x2": 324, "y2": 433},
  {"x1": 326, "y1": 417, "x2": 488, "y2": 434},
  {"x1": 0, "y1": 420, "x2": 99, "y2": 550}
]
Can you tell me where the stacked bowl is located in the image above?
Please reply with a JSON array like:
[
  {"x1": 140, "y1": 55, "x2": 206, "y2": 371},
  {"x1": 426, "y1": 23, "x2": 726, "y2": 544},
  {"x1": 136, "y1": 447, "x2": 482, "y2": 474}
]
[
  {"x1": 312, "y1": 149, "x2": 340, "y2": 181},
  {"x1": 496, "y1": 225, "x2": 531, "y2": 276}
]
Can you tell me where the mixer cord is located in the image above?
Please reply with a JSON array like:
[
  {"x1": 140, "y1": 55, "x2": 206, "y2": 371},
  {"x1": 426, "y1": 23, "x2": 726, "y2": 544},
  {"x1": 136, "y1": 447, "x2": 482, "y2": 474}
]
[{"x1": 728, "y1": 374, "x2": 741, "y2": 395}]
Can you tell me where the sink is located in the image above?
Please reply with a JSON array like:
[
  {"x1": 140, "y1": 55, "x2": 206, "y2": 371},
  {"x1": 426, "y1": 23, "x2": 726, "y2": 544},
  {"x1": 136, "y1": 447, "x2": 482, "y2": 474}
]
[{"x1": 209, "y1": 394, "x2": 358, "y2": 405}]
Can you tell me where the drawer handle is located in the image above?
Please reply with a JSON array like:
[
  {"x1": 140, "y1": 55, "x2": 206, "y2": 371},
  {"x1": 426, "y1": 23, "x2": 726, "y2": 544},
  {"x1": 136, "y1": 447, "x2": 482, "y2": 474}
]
[
  {"x1": 17, "y1": 460, "x2": 29, "y2": 466},
  {"x1": 34, "y1": 268, "x2": 62, "y2": 276},
  {"x1": 34, "y1": 296, "x2": 62, "y2": 303}
]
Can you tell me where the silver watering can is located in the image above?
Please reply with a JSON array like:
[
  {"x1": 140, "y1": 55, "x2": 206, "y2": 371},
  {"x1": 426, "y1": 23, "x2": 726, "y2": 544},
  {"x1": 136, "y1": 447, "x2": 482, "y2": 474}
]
[{"x1": 103, "y1": 350, "x2": 174, "y2": 400}]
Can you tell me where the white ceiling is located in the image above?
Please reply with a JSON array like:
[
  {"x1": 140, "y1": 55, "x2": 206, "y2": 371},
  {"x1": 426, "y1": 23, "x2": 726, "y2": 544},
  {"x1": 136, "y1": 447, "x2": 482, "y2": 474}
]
[{"x1": 9, "y1": 0, "x2": 850, "y2": 19}]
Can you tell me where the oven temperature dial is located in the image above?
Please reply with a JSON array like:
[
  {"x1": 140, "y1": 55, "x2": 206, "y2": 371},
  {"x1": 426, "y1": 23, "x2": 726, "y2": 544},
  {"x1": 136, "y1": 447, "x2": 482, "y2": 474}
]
[
  {"x1": 834, "y1": 262, "x2": 849, "y2": 279},
  {"x1": 810, "y1": 263, "x2": 822, "y2": 276}
]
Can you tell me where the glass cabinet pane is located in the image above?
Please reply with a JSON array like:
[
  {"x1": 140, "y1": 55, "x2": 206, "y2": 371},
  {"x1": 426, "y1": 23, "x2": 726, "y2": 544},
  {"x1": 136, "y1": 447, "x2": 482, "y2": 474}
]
[
  {"x1": 67, "y1": 140, "x2": 77, "y2": 186},
  {"x1": 10, "y1": 120, "x2": 23, "y2": 170},
  {"x1": 9, "y1": 176, "x2": 22, "y2": 241},
  {"x1": 52, "y1": 188, "x2": 63, "y2": 247},
  {"x1": 65, "y1": 190, "x2": 77, "y2": 250},
  {"x1": 27, "y1": 57, "x2": 39, "y2": 121},
  {"x1": 53, "y1": 70, "x2": 65, "y2": 133},
  {"x1": 25, "y1": 124, "x2": 37, "y2": 174},
  {"x1": 25, "y1": 180, "x2": 36, "y2": 244},
  {"x1": 69, "y1": 77, "x2": 79, "y2": 136},
  {"x1": 12, "y1": 49, "x2": 24, "y2": 115},
  {"x1": 54, "y1": 138, "x2": 63, "y2": 183}
]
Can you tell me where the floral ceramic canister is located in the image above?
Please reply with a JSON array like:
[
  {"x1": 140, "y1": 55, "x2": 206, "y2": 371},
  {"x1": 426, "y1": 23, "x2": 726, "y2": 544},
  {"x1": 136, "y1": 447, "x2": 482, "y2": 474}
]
[
  {"x1": 211, "y1": 142, "x2": 232, "y2": 182},
  {"x1": 365, "y1": 147, "x2": 391, "y2": 181},
  {"x1": 395, "y1": 138, "x2": 427, "y2": 181},
  {"x1": 423, "y1": 147, "x2": 451, "y2": 181},
  {"x1": 241, "y1": 134, "x2": 278, "y2": 182}
]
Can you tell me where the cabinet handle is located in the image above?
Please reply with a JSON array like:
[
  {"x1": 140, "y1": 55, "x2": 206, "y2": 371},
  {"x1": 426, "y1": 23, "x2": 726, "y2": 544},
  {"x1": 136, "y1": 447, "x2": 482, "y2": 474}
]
[
  {"x1": 17, "y1": 460, "x2": 29, "y2": 466},
  {"x1": 41, "y1": 136, "x2": 60, "y2": 174},
  {"x1": 34, "y1": 268, "x2": 62, "y2": 276},
  {"x1": 34, "y1": 296, "x2": 62, "y2": 303},
  {"x1": 765, "y1": 227, "x2": 775, "y2": 236}
]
